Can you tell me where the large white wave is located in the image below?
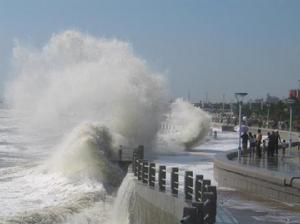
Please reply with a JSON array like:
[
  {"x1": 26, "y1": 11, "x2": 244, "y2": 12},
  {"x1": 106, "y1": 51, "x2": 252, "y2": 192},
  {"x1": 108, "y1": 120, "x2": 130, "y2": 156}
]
[
  {"x1": 6, "y1": 30, "x2": 168, "y2": 147},
  {"x1": 46, "y1": 123, "x2": 123, "y2": 187},
  {"x1": 157, "y1": 99, "x2": 211, "y2": 152},
  {"x1": 2, "y1": 30, "x2": 211, "y2": 223},
  {"x1": 4, "y1": 30, "x2": 211, "y2": 180},
  {"x1": 5, "y1": 30, "x2": 210, "y2": 154}
]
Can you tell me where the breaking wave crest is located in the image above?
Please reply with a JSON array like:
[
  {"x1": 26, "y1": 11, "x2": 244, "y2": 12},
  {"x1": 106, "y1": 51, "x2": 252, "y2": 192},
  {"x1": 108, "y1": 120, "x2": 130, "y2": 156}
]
[
  {"x1": 157, "y1": 99, "x2": 211, "y2": 151},
  {"x1": 46, "y1": 123, "x2": 123, "y2": 187}
]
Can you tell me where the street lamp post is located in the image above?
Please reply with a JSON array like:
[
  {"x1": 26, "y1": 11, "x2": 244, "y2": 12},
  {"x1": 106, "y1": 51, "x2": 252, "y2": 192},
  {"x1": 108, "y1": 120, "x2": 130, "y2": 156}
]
[
  {"x1": 235, "y1": 92, "x2": 248, "y2": 153},
  {"x1": 266, "y1": 104, "x2": 270, "y2": 129},
  {"x1": 287, "y1": 98, "x2": 295, "y2": 149}
]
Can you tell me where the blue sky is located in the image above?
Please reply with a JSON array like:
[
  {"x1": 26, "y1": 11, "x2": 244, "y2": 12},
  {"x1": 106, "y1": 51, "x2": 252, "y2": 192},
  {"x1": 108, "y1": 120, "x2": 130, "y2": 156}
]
[{"x1": 0, "y1": 0, "x2": 300, "y2": 102}]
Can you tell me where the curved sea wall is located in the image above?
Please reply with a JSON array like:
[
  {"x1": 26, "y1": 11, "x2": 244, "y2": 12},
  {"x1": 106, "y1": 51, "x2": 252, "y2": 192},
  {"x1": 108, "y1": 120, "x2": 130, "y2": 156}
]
[{"x1": 214, "y1": 149, "x2": 300, "y2": 205}]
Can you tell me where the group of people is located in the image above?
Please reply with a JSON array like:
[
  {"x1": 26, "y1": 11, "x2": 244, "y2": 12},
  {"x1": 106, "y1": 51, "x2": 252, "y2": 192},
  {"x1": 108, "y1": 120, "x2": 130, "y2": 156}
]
[
  {"x1": 241, "y1": 129, "x2": 288, "y2": 157},
  {"x1": 265, "y1": 130, "x2": 287, "y2": 156}
]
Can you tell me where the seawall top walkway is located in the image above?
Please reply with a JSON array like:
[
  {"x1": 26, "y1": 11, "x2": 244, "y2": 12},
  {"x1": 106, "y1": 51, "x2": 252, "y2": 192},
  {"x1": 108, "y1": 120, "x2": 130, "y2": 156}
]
[
  {"x1": 229, "y1": 126, "x2": 300, "y2": 179},
  {"x1": 232, "y1": 146, "x2": 300, "y2": 177},
  {"x1": 214, "y1": 124, "x2": 300, "y2": 208}
]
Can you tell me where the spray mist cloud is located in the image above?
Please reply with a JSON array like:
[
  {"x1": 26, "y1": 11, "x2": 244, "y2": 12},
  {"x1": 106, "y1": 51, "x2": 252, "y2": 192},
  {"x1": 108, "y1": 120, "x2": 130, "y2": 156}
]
[{"x1": 6, "y1": 30, "x2": 210, "y2": 153}]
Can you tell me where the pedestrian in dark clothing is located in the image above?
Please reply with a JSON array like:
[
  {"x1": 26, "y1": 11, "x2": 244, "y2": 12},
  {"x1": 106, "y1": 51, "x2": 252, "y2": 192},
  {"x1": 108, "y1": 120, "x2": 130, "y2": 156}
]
[
  {"x1": 274, "y1": 130, "x2": 281, "y2": 155},
  {"x1": 241, "y1": 132, "x2": 249, "y2": 152},
  {"x1": 267, "y1": 132, "x2": 271, "y2": 156},
  {"x1": 262, "y1": 139, "x2": 266, "y2": 154},
  {"x1": 268, "y1": 131, "x2": 276, "y2": 157},
  {"x1": 256, "y1": 129, "x2": 262, "y2": 157},
  {"x1": 249, "y1": 132, "x2": 255, "y2": 154}
]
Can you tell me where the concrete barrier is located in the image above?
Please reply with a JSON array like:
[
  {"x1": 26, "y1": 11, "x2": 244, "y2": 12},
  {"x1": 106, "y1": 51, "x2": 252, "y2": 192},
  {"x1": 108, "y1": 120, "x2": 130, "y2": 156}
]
[
  {"x1": 214, "y1": 150, "x2": 300, "y2": 205},
  {"x1": 129, "y1": 180, "x2": 188, "y2": 224},
  {"x1": 129, "y1": 173, "x2": 238, "y2": 224},
  {"x1": 130, "y1": 153, "x2": 217, "y2": 224}
]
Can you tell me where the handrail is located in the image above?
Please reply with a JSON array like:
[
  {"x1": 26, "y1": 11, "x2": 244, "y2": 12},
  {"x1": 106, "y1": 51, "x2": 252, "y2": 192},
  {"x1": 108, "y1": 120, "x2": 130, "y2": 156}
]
[{"x1": 131, "y1": 145, "x2": 217, "y2": 224}]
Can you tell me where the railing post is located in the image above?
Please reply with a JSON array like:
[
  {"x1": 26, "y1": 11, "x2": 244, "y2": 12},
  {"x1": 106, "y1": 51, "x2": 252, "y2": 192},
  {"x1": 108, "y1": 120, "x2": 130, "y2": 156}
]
[
  {"x1": 195, "y1": 175, "x2": 203, "y2": 202},
  {"x1": 171, "y1": 167, "x2": 179, "y2": 196},
  {"x1": 159, "y1": 165, "x2": 166, "y2": 192},
  {"x1": 202, "y1": 192, "x2": 214, "y2": 224},
  {"x1": 118, "y1": 145, "x2": 122, "y2": 161},
  {"x1": 207, "y1": 185, "x2": 217, "y2": 223},
  {"x1": 180, "y1": 207, "x2": 197, "y2": 224},
  {"x1": 201, "y1": 179, "x2": 211, "y2": 201},
  {"x1": 142, "y1": 161, "x2": 149, "y2": 184},
  {"x1": 137, "y1": 160, "x2": 143, "y2": 181},
  {"x1": 192, "y1": 202, "x2": 204, "y2": 224},
  {"x1": 184, "y1": 171, "x2": 193, "y2": 201},
  {"x1": 149, "y1": 163, "x2": 156, "y2": 188},
  {"x1": 132, "y1": 152, "x2": 137, "y2": 175}
]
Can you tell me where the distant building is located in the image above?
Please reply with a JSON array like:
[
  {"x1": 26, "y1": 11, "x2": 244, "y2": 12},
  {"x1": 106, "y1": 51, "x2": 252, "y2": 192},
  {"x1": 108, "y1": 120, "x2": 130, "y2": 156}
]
[
  {"x1": 266, "y1": 93, "x2": 280, "y2": 104},
  {"x1": 193, "y1": 102, "x2": 202, "y2": 108},
  {"x1": 289, "y1": 89, "x2": 300, "y2": 100}
]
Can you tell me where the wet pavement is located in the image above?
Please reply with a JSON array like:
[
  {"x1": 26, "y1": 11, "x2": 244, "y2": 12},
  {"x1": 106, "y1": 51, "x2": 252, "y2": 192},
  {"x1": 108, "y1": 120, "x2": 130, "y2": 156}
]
[
  {"x1": 154, "y1": 150, "x2": 300, "y2": 224},
  {"x1": 232, "y1": 147, "x2": 300, "y2": 177},
  {"x1": 218, "y1": 189, "x2": 300, "y2": 224},
  {"x1": 223, "y1": 146, "x2": 300, "y2": 223}
]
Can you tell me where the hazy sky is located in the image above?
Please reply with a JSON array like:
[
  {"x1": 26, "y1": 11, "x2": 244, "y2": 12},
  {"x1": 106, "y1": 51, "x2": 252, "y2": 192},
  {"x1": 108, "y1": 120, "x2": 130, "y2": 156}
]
[{"x1": 0, "y1": 0, "x2": 300, "y2": 102}]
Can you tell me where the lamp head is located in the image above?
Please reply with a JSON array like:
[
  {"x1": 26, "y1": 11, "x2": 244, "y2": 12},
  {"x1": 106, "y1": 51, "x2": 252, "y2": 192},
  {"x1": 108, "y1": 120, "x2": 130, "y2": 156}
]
[
  {"x1": 287, "y1": 98, "x2": 295, "y2": 106},
  {"x1": 235, "y1": 92, "x2": 248, "y2": 103}
]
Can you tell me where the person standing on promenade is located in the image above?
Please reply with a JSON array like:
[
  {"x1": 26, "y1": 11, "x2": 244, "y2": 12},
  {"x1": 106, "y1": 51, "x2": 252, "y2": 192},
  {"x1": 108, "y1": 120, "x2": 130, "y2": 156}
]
[
  {"x1": 274, "y1": 130, "x2": 281, "y2": 155},
  {"x1": 249, "y1": 132, "x2": 255, "y2": 154},
  {"x1": 256, "y1": 129, "x2": 262, "y2": 157},
  {"x1": 282, "y1": 139, "x2": 287, "y2": 157},
  {"x1": 262, "y1": 139, "x2": 267, "y2": 155},
  {"x1": 241, "y1": 131, "x2": 249, "y2": 152},
  {"x1": 268, "y1": 131, "x2": 276, "y2": 157},
  {"x1": 267, "y1": 132, "x2": 271, "y2": 156}
]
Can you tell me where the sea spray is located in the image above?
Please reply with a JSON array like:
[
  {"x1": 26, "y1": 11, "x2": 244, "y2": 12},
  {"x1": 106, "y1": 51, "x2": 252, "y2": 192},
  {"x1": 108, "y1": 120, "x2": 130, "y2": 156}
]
[
  {"x1": 6, "y1": 30, "x2": 168, "y2": 148},
  {"x1": 5, "y1": 30, "x2": 211, "y2": 155},
  {"x1": 157, "y1": 99, "x2": 211, "y2": 152}
]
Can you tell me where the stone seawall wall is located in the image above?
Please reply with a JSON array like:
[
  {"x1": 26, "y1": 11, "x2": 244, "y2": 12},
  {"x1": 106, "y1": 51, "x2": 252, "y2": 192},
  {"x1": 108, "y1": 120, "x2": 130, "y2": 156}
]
[{"x1": 129, "y1": 180, "x2": 188, "y2": 224}]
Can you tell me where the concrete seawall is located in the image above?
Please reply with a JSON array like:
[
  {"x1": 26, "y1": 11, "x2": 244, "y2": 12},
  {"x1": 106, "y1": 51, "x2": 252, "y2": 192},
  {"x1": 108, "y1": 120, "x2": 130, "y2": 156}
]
[
  {"x1": 129, "y1": 177, "x2": 238, "y2": 224},
  {"x1": 129, "y1": 180, "x2": 188, "y2": 224},
  {"x1": 214, "y1": 150, "x2": 300, "y2": 205}
]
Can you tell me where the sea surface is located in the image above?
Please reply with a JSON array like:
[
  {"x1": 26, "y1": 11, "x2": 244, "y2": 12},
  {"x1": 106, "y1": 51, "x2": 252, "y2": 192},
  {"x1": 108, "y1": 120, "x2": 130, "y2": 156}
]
[{"x1": 0, "y1": 107, "x2": 128, "y2": 224}]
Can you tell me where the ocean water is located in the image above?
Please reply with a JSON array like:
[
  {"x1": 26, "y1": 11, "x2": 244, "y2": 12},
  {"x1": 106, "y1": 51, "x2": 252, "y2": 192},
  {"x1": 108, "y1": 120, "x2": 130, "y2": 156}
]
[{"x1": 0, "y1": 107, "x2": 115, "y2": 223}]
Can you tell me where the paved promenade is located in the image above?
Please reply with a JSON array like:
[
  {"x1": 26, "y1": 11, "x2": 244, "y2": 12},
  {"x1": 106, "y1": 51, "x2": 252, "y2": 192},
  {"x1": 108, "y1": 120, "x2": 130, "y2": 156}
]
[{"x1": 233, "y1": 146, "x2": 300, "y2": 177}]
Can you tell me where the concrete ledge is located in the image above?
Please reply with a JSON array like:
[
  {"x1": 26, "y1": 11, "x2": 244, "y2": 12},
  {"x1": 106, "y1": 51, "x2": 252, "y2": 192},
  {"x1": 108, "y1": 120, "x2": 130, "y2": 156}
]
[
  {"x1": 129, "y1": 180, "x2": 188, "y2": 224},
  {"x1": 214, "y1": 150, "x2": 300, "y2": 205}
]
